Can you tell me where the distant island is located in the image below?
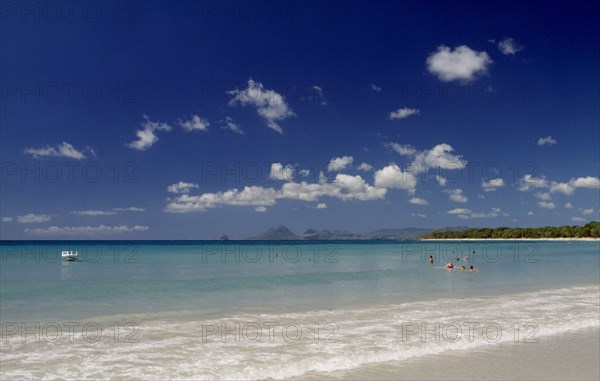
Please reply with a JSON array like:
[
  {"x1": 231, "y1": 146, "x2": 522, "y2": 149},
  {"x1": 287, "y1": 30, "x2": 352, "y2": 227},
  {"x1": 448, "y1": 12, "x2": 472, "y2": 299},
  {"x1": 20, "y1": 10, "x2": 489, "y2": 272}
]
[
  {"x1": 246, "y1": 222, "x2": 600, "y2": 241},
  {"x1": 420, "y1": 221, "x2": 600, "y2": 240},
  {"x1": 247, "y1": 225, "x2": 468, "y2": 240}
]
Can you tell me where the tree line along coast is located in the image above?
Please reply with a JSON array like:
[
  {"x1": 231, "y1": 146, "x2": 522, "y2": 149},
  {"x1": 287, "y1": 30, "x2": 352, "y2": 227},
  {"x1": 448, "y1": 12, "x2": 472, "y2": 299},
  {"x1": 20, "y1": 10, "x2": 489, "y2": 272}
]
[{"x1": 420, "y1": 221, "x2": 600, "y2": 239}]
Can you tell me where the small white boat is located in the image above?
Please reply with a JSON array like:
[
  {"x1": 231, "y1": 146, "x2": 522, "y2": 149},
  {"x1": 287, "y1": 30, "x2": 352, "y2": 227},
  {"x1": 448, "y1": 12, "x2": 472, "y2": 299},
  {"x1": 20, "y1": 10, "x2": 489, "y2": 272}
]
[{"x1": 61, "y1": 251, "x2": 78, "y2": 261}]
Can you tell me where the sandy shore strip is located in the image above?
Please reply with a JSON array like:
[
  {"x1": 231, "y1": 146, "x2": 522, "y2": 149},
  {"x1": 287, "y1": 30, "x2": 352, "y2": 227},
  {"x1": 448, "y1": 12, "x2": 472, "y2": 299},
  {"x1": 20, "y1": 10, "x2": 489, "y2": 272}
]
[
  {"x1": 420, "y1": 237, "x2": 600, "y2": 241},
  {"x1": 291, "y1": 328, "x2": 600, "y2": 380}
]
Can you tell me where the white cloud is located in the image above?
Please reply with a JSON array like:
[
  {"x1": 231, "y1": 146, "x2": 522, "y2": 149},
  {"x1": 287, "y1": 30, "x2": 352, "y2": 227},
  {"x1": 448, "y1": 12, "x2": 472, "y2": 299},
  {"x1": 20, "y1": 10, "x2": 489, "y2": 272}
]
[
  {"x1": 549, "y1": 182, "x2": 575, "y2": 196},
  {"x1": 357, "y1": 162, "x2": 373, "y2": 172},
  {"x1": 572, "y1": 217, "x2": 586, "y2": 223},
  {"x1": 537, "y1": 136, "x2": 557, "y2": 146},
  {"x1": 444, "y1": 188, "x2": 468, "y2": 203},
  {"x1": 447, "y1": 207, "x2": 504, "y2": 219},
  {"x1": 412, "y1": 213, "x2": 427, "y2": 218},
  {"x1": 411, "y1": 143, "x2": 467, "y2": 173},
  {"x1": 581, "y1": 208, "x2": 594, "y2": 216},
  {"x1": 389, "y1": 107, "x2": 420, "y2": 120},
  {"x1": 370, "y1": 84, "x2": 382, "y2": 92},
  {"x1": 528, "y1": 176, "x2": 600, "y2": 196},
  {"x1": 113, "y1": 207, "x2": 146, "y2": 212},
  {"x1": 538, "y1": 201, "x2": 556, "y2": 209},
  {"x1": 71, "y1": 210, "x2": 117, "y2": 216},
  {"x1": 17, "y1": 214, "x2": 51, "y2": 223},
  {"x1": 386, "y1": 142, "x2": 417, "y2": 156},
  {"x1": 228, "y1": 79, "x2": 295, "y2": 133},
  {"x1": 386, "y1": 143, "x2": 466, "y2": 174},
  {"x1": 327, "y1": 156, "x2": 354, "y2": 172},
  {"x1": 279, "y1": 182, "x2": 323, "y2": 202},
  {"x1": 26, "y1": 225, "x2": 149, "y2": 235},
  {"x1": 481, "y1": 178, "x2": 505, "y2": 192},
  {"x1": 270, "y1": 163, "x2": 295, "y2": 181},
  {"x1": 167, "y1": 181, "x2": 199, "y2": 194},
  {"x1": 72, "y1": 207, "x2": 146, "y2": 215},
  {"x1": 534, "y1": 192, "x2": 552, "y2": 201},
  {"x1": 550, "y1": 176, "x2": 600, "y2": 196},
  {"x1": 237, "y1": 186, "x2": 286, "y2": 205},
  {"x1": 564, "y1": 202, "x2": 573, "y2": 209},
  {"x1": 498, "y1": 38, "x2": 524, "y2": 55},
  {"x1": 550, "y1": 182, "x2": 575, "y2": 196},
  {"x1": 373, "y1": 164, "x2": 417, "y2": 193},
  {"x1": 221, "y1": 117, "x2": 244, "y2": 135},
  {"x1": 24, "y1": 142, "x2": 90, "y2": 160},
  {"x1": 282, "y1": 174, "x2": 387, "y2": 202},
  {"x1": 517, "y1": 175, "x2": 549, "y2": 191},
  {"x1": 179, "y1": 115, "x2": 209, "y2": 132},
  {"x1": 128, "y1": 115, "x2": 172, "y2": 151},
  {"x1": 570, "y1": 176, "x2": 600, "y2": 189},
  {"x1": 426, "y1": 45, "x2": 492, "y2": 82},
  {"x1": 255, "y1": 206, "x2": 267, "y2": 212},
  {"x1": 436, "y1": 175, "x2": 447, "y2": 186},
  {"x1": 447, "y1": 208, "x2": 472, "y2": 215},
  {"x1": 2, "y1": 217, "x2": 13, "y2": 222},
  {"x1": 527, "y1": 211, "x2": 534, "y2": 216},
  {"x1": 299, "y1": 169, "x2": 310, "y2": 177},
  {"x1": 316, "y1": 203, "x2": 327, "y2": 209},
  {"x1": 409, "y1": 197, "x2": 429, "y2": 205},
  {"x1": 550, "y1": 176, "x2": 600, "y2": 195},
  {"x1": 329, "y1": 174, "x2": 388, "y2": 201},
  {"x1": 467, "y1": 207, "x2": 504, "y2": 219},
  {"x1": 166, "y1": 173, "x2": 387, "y2": 213},
  {"x1": 311, "y1": 85, "x2": 328, "y2": 106},
  {"x1": 166, "y1": 186, "x2": 279, "y2": 213},
  {"x1": 318, "y1": 171, "x2": 327, "y2": 184}
]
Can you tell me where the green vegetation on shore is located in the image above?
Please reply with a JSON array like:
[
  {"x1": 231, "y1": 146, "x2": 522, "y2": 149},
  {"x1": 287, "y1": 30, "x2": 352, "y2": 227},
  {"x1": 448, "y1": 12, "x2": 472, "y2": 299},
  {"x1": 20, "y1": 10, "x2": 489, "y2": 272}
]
[{"x1": 421, "y1": 221, "x2": 600, "y2": 239}]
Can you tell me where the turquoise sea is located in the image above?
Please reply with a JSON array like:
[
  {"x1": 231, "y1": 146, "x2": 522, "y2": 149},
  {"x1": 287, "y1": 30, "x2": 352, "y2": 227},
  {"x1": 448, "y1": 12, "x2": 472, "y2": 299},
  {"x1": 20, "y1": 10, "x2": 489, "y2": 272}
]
[{"x1": 1, "y1": 240, "x2": 599, "y2": 379}]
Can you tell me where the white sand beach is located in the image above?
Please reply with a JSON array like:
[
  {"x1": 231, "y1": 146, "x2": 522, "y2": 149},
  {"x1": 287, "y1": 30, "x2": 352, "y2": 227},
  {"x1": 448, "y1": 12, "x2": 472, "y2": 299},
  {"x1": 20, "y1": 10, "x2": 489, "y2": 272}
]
[{"x1": 292, "y1": 328, "x2": 600, "y2": 380}]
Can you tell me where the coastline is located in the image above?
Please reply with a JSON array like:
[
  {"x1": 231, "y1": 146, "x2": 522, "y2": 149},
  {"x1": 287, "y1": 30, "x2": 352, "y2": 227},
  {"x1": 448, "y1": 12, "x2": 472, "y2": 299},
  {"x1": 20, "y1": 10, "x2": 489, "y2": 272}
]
[
  {"x1": 291, "y1": 328, "x2": 600, "y2": 380},
  {"x1": 420, "y1": 237, "x2": 600, "y2": 241},
  {"x1": 2, "y1": 241, "x2": 598, "y2": 379}
]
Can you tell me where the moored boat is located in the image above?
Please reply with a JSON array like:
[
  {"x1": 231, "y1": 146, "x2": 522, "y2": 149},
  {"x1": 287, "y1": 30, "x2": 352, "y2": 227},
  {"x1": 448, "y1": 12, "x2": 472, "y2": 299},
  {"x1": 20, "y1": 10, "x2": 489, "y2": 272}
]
[{"x1": 61, "y1": 251, "x2": 78, "y2": 261}]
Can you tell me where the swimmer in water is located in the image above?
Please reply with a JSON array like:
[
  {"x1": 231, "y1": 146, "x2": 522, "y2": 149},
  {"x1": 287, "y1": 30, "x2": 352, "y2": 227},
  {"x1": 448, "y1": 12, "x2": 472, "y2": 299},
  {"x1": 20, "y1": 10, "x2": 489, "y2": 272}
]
[
  {"x1": 429, "y1": 255, "x2": 434, "y2": 264},
  {"x1": 461, "y1": 265, "x2": 466, "y2": 271},
  {"x1": 469, "y1": 265, "x2": 478, "y2": 272},
  {"x1": 446, "y1": 261, "x2": 454, "y2": 269}
]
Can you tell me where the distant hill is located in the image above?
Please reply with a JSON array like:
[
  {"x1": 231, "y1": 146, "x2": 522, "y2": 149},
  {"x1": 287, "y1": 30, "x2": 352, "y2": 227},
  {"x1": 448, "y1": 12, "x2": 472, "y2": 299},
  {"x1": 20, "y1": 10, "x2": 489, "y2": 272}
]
[
  {"x1": 248, "y1": 225, "x2": 469, "y2": 240},
  {"x1": 248, "y1": 225, "x2": 300, "y2": 240},
  {"x1": 302, "y1": 228, "x2": 359, "y2": 240}
]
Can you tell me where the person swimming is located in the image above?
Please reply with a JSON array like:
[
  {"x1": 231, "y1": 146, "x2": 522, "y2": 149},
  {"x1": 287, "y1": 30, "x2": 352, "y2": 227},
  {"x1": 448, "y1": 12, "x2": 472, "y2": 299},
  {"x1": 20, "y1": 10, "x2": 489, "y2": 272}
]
[
  {"x1": 446, "y1": 261, "x2": 454, "y2": 269},
  {"x1": 460, "y1": 265, "x2": 466, "y2": 271},
  {"x1": 469, "y1": 265, "x2": 478, "y2": 272},
  {"x1": 464, "y1": 256, "x2": 469, "y2": 262},
  {"x1": 429, "y1": 255, "x2": 434, "y2": 264}
]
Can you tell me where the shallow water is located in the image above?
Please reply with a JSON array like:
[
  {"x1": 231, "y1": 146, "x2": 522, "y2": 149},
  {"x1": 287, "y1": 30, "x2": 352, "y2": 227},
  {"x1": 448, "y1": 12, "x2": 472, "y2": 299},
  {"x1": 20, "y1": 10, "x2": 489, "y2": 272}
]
[{"x1": 1, "y1": 241, "x2": 599, "y2": 379}]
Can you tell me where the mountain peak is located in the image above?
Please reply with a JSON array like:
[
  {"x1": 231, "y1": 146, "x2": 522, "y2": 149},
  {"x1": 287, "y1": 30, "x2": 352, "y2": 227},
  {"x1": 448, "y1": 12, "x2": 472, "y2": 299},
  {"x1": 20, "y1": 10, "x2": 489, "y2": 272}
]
[
  {"x1": 248, "y1": 225, "x2": 300, "y2": 240},
  {"x1": 248, "y1": 226, "x2": 457, "y2": 240}
]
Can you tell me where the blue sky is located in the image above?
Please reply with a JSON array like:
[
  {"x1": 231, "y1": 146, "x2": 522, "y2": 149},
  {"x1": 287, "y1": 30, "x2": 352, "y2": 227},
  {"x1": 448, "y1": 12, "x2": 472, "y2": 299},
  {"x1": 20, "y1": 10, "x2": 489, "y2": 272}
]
[{"x1": 1, "y1": 0, "x2": 599, "y2": 239}]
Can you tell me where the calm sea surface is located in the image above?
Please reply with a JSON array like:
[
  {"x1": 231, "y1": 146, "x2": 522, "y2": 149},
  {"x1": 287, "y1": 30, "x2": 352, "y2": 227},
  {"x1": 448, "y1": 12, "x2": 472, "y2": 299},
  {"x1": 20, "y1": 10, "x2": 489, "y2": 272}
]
[{"x1": 1, "y1": 240, "x2": 598, "y2": 379}]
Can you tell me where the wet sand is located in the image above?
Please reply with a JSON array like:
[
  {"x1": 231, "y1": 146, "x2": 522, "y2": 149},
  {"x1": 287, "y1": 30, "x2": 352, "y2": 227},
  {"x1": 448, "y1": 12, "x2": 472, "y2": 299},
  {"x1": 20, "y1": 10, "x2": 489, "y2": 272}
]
[{"x1": 290, "y1": 328, "x2": 599, "y2": 380}]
